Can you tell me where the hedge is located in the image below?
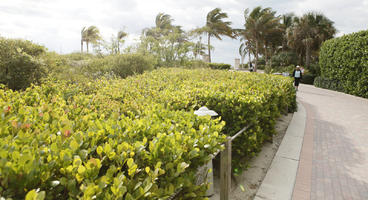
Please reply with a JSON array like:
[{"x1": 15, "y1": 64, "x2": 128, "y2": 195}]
[
  {"x1": 208, "y1": 63, "x2": 231, "y2": 70},
  {"x1": 0, "y1": 68, "x2": 296, "y2": 199},
  {"x1": 319, "y1": 30, "x2": 368, "y2": 98},
  {"x1": 82, "y1": 54, "x2": 155, "y2": 79},
  {"x1": 0, "y1": 38, "x2": 46, "y2": 90},
  {"x1": 314, "y1": 76, "x2": 344, "y2": 92}
]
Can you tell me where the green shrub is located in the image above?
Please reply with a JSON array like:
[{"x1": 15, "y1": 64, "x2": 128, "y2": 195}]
[
  {"x1": 300, "y1": 73, "x2": 315, "y2": 84},
  {"x1": 308, "y1": 63, "x2": 321, "y2": 76},
  {"x1": 208, "y1": 63, "x2": 231, "y2": 70},
  {"x1": 0, "y1": 68, "x2": 296, "y2": 199},
  {"x1": 181, "y1": 60, "x2": 209, "y2": 69},
  {"x1": 314, "y1": 76, "x2": 344, "y2": 91},
  {"x1": 319, "y1": 30, "x2": 368, "y2": 98},
  {"x1": 0, "y1": 38, "x2": 46, "y2": 90},
  {"x1": 82, "y1": 54, "x2": 155, "y2": 79},
  {"x1": 256, "y1": 64, "x2": 265, "y2": 70},
  {"x1": 240, "y1": 63, "x2": 249, "y2": 69},
  {"x1": 265, "y1": 65, "x2": 294, "y2": 75},
  {"x1": 111, "y1": 54, "x2": 155, "y2": 78},
  {"x1": 62, "y1": 52, "x2": 97, "y2": 61}
]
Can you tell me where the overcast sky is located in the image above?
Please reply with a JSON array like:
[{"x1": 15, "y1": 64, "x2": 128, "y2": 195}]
[{"x1": 1, "y1": 0, "x2": 367, "y2": 64}]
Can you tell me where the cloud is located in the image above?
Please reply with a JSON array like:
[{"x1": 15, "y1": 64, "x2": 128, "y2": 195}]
[{"x1": 0, "y1": 0, "x2": 367, "y2": 64}]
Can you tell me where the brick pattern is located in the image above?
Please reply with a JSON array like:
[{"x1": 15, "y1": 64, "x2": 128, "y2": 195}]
[
  {"x1": 292, "y1": 102, "x2": 314, "y2": 200},
  {"x1": 293, "y1": 85, "x2": 368, "y2": 200}
]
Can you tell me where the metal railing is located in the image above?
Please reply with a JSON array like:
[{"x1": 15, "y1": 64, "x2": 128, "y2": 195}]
[
  {"x1": 218, "y1": 124, "x2": 251, "y2": 200},
  {"x1": 168, "y1": 124, "x2": 252, "y2": 200}
]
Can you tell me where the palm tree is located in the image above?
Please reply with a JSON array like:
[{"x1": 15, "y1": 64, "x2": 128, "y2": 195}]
[
  {"x1": 288, "y1": 12, "x2": 336, "y2": 67},
  {"x1": 280, "y1": 13, "x2": 295, "y2": 51},
  {"x1": 155, "y1": 13, "x2": 173, "y2": 30},
  {"x1": 117, "y1": 30, "x2": 128, "y2": 53},
  {"x1": 239, "y1": 43, "x2": 248, "y2": 66},
  {"x1": 84, "y1": 26, "x2": 101, "y2": 53},
  {"x1": 143, "y1": 13, "x2": 175, "y2": 39},
  {"x1": 243, "y1": 7, "x2": 280, "y2": 71},
  {"x1": 263, "y1": 24, "x2": 283, "y2": 67},
  {"x1": 81, "y1": 27, "x2": 86, "y2": 53},
  {"x1": 195, "y1": 8, "x2": 234, "y2": 63}
]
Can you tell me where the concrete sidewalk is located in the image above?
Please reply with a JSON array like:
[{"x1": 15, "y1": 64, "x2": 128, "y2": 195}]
[{"x1": 254, "y1": 101, "x2": 307, "y2": 200}]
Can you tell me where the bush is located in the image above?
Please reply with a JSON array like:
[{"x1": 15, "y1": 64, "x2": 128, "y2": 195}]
[
  {"x1": 82, "y1": 54, "x2": 155, "y2": 79},
  {"x1": 314, "y1": 76, "x2": 344, "y2": 91},
  {"x1": 0, "y1": 69, "x2": 296, "y2": 199},
  {"x1": 111, "y1": 54, "x2": 155, "y2": 78},
  {"x1": 319, "y1": 30, "x2": 368, "y2": 98},
  {"x1": 265, "y1": 65, "x2": 294, "y2": 75},
  {"x1": 240, "y1": 63, "x2": 248, "y2": 69},
  {"x1": 180, "y1": 60, "x2": 209, "y2": 69},
  {"x1": 300, "y1": 73, "x2": 315, "y2": 84},
  {"x1": 62, "y1": 52, "x2": 97, "y2": 61},
  {"x1": 0, "y1": 38, "x2": 46, "y2": 90},
  {"x1": 208, "y1": 63, "x2": 231, "y2": 70}
]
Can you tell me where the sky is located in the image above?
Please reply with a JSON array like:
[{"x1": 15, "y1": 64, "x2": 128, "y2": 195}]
[{"x1": 0, "y1": 0, "x2": 367, "y2": 64}]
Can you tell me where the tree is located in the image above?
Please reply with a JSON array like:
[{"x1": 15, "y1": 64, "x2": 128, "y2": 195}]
[
  {"x1": 195, "y1": 8, "x2": 234, "y2": 63},
  {"x1": 280, "y1": 13, "x2": 295, "y2": 51},
  {"x1": 239, "y1": 43, "x2": 247, "y2": 66},
  {"x1": 139, "y1": 13, "x2": 192, "y2": 66},
  {"x1": 117, "y1": 31, "x2": 128, "y2": 54},
  {"x1": 82, "y1": 26, "x2": 101, "y2": 53},
  {"x1": 192, "y1": 37, "x2": 206, "y2": 59},
  {"x1": 155, "y1": 13, "x2": 173, "y2": 30},
  {"x1": 243, "y1": 7, "x2": 281, "y2": 72},
  {"x1": 287, "y1": 12, "x2": 336, "y2": 67},
  {"x1": 81, "y1": 27, "x2": 86, "y2": 53}
]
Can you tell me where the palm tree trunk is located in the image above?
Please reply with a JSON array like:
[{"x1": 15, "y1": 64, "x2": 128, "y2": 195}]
[
  {"x1": 117, "y1": 40, "x2": 120, "y2": 54},
  {"x1": 87, "y1": 42, "x2": 89, "y2": 53},
  {"x1": 248, "y1": 47, "x2": 251, "y2": 65},
  {"x1": 254, "y1": 41, "x2": 259, "y2": 72},
  {"x1": 299, "y1": 53, "x2": 303, "y2": 65},
  {"x1": 305, "y1": 45, "x2": 311, "y2": 67},
  {"x1": 208, "y1": 33, "x2": 211, "y2": 63},
  {"x1": 81, "y1": 40, "x2": 83, "y2": 53}
]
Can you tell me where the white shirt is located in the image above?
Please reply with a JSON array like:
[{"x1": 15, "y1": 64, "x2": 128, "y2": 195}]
[{"x1": 294, "y1": 71, "x2": 301, "y2": 78}]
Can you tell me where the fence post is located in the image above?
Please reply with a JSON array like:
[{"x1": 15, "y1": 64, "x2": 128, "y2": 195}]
[{"x1": 220, "y1": 137, "x2": 232, "y2": 200}]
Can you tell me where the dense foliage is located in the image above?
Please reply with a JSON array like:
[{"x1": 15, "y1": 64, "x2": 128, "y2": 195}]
[
  {"x1": 0, "y1": 68, "x2": 295, "y2": 199},
  {"x1": 318, "y1": 30, "x2": 368, "y2": 98},
  {"x1": 313, "y1": 76, "x2": 343, "y2": 92},
  {"x1": 0, "y1": 38, "x2": 46, "y2": 90},
  {"x1": 208, "y1": 63, "x2": 231, "y2": 70},
  {"x1": 83, "y1": 54, "x2": 155, "y2": 79}
]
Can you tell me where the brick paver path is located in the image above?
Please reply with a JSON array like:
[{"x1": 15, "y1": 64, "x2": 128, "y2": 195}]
[{"x1": 292, "y1": 84, "x2": 368, "y2": 200}]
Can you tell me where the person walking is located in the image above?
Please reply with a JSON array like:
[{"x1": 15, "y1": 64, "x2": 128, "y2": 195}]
[{"x1": 292, "y1": 65, "x2": 302, "y2": 91}]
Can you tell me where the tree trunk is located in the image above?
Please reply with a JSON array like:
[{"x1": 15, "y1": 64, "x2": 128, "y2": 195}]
[
  {"x1": 86, "y1": 41, "x2": 89, "y2": 53},
  {"x1": 208, "y1": 33, "x2": 211, "y2": 63},
  {"x1": 305, "y1": 45, "x2": 311, "y2": 68},
  {"x1": 248, "y1": 47, "x2": 251, "y2": 65},
  {"x1": 81, "y1": 40, "x2": 83, "y2": 53},
  {"x1": 254, "y1": 41, "x2": 259, "y2": 72},
  {"x1": 299, "y1": 53, "x2": 303, "y2": 66},
  {"x1": 117, "y1": 40, "x2": 120, "y2": 54}
]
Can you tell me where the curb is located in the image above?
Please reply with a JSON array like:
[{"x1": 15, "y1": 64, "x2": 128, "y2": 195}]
[{"x1": 254, "y1": 101, "x2": 307, "y2": 200}]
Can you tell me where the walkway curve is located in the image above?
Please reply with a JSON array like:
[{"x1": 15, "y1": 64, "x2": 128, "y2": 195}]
[{"x1": 293, "y1": 84, "x2": 368, "y2": 200}]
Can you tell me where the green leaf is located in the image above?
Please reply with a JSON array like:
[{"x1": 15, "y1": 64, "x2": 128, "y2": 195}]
[{"x1": 96, "y1": 146, "x2": 103, "y2": 156}]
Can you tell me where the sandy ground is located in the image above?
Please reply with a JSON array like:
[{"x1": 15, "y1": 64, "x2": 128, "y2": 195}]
[{"x1": 210, "y1": 113, "x2": 293, "y2": 200}]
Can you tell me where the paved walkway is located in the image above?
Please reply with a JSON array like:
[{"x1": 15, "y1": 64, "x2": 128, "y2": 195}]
[{"x1": 293, "y1": 84, "x2": 368, "y2": 200}]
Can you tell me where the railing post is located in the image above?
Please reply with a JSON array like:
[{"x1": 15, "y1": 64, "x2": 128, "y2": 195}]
[{"x1": 220, "y1": 137, "x2": 232, "y2": 200}]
